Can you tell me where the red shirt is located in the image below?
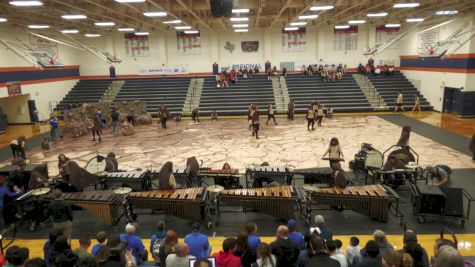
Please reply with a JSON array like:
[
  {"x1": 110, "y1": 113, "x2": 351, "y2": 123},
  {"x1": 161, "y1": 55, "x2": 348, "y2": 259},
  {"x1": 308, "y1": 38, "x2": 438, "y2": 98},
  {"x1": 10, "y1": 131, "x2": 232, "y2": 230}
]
[{"x1": 213, "y1": 251, "x2": 241, "y2": 267}]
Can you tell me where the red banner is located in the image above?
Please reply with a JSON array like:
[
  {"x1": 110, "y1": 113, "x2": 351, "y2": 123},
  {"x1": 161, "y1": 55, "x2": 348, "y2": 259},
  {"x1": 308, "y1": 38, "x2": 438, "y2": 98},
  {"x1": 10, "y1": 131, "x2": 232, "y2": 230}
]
[
  {"x1": 334, "y1": 26, "x2": 358, "y2": 34},
  {"x1": 376, "y1": 25, "x2": 400, "y2": 32}
]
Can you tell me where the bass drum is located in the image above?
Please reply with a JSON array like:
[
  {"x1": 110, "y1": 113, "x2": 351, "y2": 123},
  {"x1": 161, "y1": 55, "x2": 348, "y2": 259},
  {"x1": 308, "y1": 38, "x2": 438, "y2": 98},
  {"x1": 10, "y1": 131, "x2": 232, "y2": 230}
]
[
  {"x1": 364, "y1": 150, "x2": 384, "y2": 169},
  {"x1": 84, "y1": 155, "x2": 107, "y2": 175},
  {"x1": 388, "y1": 149, "x2": 415, "y2": 164}
]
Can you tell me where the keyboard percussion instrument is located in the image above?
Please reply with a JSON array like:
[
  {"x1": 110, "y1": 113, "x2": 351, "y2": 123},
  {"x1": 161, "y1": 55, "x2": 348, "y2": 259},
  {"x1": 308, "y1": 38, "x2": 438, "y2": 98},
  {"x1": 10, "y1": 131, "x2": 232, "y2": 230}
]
[
  {"x1": 246, "y1": 165, "x2": 292, "y2": 187},
  {"x1": 99, "y1": 171, "x2": 153, "y2": 191}
]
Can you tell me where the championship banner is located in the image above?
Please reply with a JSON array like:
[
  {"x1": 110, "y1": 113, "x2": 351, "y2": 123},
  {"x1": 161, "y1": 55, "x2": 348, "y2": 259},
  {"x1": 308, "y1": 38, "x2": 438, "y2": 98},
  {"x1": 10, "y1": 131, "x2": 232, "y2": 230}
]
[
  {"x1": 138, "y1": 65, "x2": 189, "y2": 75},
  {"x1": 124, "y1": 33, "x2": 150, "y2": 57},
  {"x1": 282, "y1": 27, "x2": 306, "y2": 52},
  {"x1": 241, "y1": 41, "x2": 259, "y2": 52},
  {"x1": 7, "y1": 81, "x2": 22, "y2": 96},
  {"x1": 177, "y1": 32, "x2": 201, "y2": 56},
  {"x1": 418, "y1": 26, "x2": 440, "y2": 55},
  {"x1": 230, "y1": 63, "x2": 262, "y2": 71}
]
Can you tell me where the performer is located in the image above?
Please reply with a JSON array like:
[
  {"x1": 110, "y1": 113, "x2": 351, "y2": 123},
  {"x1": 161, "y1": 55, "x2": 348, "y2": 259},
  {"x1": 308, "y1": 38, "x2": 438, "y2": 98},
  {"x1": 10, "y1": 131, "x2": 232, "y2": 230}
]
[
  {"x1": 28, "y1": 163, "x2": 49, "y2": 190},
  {"x1": 306, "y1": 106, "x2": 315, "y2": 131},
  {"x1": 105, "y1": 152, "x2": 119, "y2": 173},
  {"x1": 248, "y1": 104, "x2": 254, "y2": 129},
  {"x1": 396, "y1": 126, "x2": 411, "y2": 151},
  {"x1": 10, "y1": 136, "x2": 26, "y2": 159},
  {"x1": 333, "y1": 164, "x2": 347, "y2": 189},
  {"x1": 395, "y1": 91, "x2": 405, "y2": 112},
  {"x1": 58, "y1": 154, "x2": 70, "y2": 178},
  {"x1": 322, "y1": 138, "x2": 344, "y2": 170},
  {"x1": 6, "y1": 158, "x2": 28, "y2": 191},
  {"x1": 316, "y1": 104, "x2": 324, "y2": 126},
  {"x1": 266, "y1": 104, "x2": 277, "y2": 125},
  {"x1": 426, "y1": 165, "x2": 451, "y2": 188},
  {"x1": 191, "y1": 108, "x2": 200, "y2": 123},
  {"x1": 64, "y1": 161, "x2": 99, "y2": 191},
  {"x1": 211, "y1": 109, "x2": 218, "y2": 122},
  {"x1": 381, "y1": 155, "x2": 406, "y2": 185},
  {"x1": 222, "y1": 163, "x2": 232, "y2": 170},
  {"x1": 287, "y1": 100, "x2": 295, "y2": 120},
  {"x1": 27, "y1": 163, "x2": 49, "y2": 231},
  {"x1": 251, "y1": 105, "x2": 260, "y2": 139},
  {"x1": 91, "y1": 116, "x2": 102, "y2": 142},
  {"x1": 158, "y1": 161, "x2": 176, "y2": 190},
  {"x1": 0, "y1": 175, "x2": 20, "y2": 231},
  {"x1": 186, "y1": 157, "x2": 201, "y2": 187},
  {"x1": 412, "y1": 94, "x2": 421, "y2": 112},
  {"x1": 158, "y1": 105, "x2": 171, "y2": 129}
]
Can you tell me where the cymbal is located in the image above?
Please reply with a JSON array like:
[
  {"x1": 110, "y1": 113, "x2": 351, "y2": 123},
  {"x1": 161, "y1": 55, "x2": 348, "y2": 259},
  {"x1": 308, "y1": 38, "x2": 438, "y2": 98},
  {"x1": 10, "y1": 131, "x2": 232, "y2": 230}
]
[
  {"x1": 405, "y1": 163, "x2": 420, "y2": 169},
  {"x1": 113, "y1": 187, "x2": 132, "y2": 195},
  {"x1": 96, "y1": 171, "x2": 108, "y2": 176},
  {"x1": 31, "y1": 187, "x2": 51, "y2": 196},
  {"x1": 207, "y1": 185, "x2": 224, "y2": 193}
]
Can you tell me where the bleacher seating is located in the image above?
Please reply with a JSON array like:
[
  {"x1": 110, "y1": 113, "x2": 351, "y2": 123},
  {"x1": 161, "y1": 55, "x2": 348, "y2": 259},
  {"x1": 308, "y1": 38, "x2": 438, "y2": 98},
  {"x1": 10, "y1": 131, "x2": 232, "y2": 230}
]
[
  {"x1": 286, "y1": 73, "x2": 373, "y2": 113},
  {"x1": 368, "y1": 72, "x2": 432, "y2": 110},
  {"x1": 114, "y1": 77, "x2": 190, "y2": 116},
  {"x1": 199, "y1": 75, "x2": 275, "y2": 115},
  {"x1": 56, "y1": 79, "x2": 112, "y2": 110}
]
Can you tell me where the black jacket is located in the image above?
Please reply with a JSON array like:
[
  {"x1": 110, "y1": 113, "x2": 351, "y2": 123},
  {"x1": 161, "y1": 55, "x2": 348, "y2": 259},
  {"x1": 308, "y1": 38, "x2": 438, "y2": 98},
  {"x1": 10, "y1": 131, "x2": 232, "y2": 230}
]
[
  {"x1": 304, "y1": 253, "x2": 341, "y2": 267},
  {"x1": 270, "y1": 238, "x2": 300, "y2": 267},
  {"x1": 355, "y1": 257, "x2": 382, "y2": 267}
]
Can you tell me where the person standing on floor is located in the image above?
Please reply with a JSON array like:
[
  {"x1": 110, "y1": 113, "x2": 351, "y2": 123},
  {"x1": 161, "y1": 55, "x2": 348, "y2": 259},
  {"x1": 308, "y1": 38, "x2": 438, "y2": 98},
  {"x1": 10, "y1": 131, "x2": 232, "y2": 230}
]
[
  {"x1": 316, "y1": 104, "x2": 325, "y2": 126},
  {"x1": 50, "y1": 116, "x2": 59, "y2": 141},
  {"x1": 158, "y1": 104, "x2": 171, "y2": 129},
  {"x1": 10, "y1": 136, "x2": 26, "y2": 159},
  {"x1": 0, "y1": 175, "x2": 20, "y2": 231},
  {"x1": 412, "y1": 95, "x2": 421, "y2": 112},
  {"x1": 251, "y1": 106, "x2": 260, "y2": 139},
  {"x1": 111, "y1": 108, "x2": 120, "y2": 134},
  {"x1": 266, "y1": 104, "x2": 277, "y2": 125},
  {"x1": 192, "y1": 108, "x2": 200, "y2": 123},
  {"x1": 395, "y1": 91, "x2": 405, "y2": 112},
  {"x1": 288, "y1": 100, "x2": 295, "y2": 120},
  {"x1": 91, "y1": 116, "x2": 102, "y2": 142},
  {"x1": 48, "y1": 189, "x2": 73, "y2": 244},
  {"x1": 306, "y1": 106, "x2": 315, "y2": 131}
]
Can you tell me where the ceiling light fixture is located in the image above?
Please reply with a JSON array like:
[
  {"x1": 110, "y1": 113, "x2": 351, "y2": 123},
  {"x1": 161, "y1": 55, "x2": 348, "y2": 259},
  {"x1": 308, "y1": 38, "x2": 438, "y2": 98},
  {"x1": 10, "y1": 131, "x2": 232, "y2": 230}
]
[
  {"x1": 143, "y1": 12, "x2": 167, "y2": 17},
  {"x1": 135, "y1": 32, "x2": 149, "y2": 35},
  {"x1": 9, "y1": 1, "x2": 43, "y2": 6},
  {"x1": 290, "y1": 21, "x2": 307, "y2": 26},
  {"x1": 0, "y1": 18, "x2": 7, "y2": 22},
  {"x1": 115, "y1": 0, "x2": 145, "y2": 2},
  {"x1": 232, "y1": 24, "x2": 249, "y2": 28},
  {"x1": 118, "y1": 28, "x2": 135, "y2": 32},
  {"x1": 284, "y1": 27, "x2": 299, "y2": 31},
  {"x1": 95, "y1": 22, "x2": 115, "y2": 26},
  {"x1": 436, "y1": 10, "x2": 458, "y2": 15},
  {"x1": 61, "y1": 29, "x2": 79, "y2": 34},
  {"x1": 310, "y1": 5, "x2": 334, "y2": 11},
  {"x1": 348, "y1": 20, "x2": 366, "y2": 24},
  {"x1": 385, "y1": 23, "x2": 401, "y2": 28},
  {"x1": 393, "y1": 3, "x2": 420, "y2": 8},
  {"x1": 85, "y1": 34, "x2": 101, "y2": 37},
  {"x1": 175, "y1": 26, "x2": 192, "y2": 30},
  {"x1": 334, "y1": 25, "x2": 350, "y2": 29},
  {"x1": 163, "y1": 20, "x2": 182, "y2": 24},
  {"x1": 234, "y1": 29, "x2": 248, "y2": 32},
  {"x1": 299, "y1": 15, "x2": 318, "y2": 19},
  {"x1": 28, "y1": 25, "x2": 50, "y2": 29},
  {"x1": 61, "y1": 14, "x2": 87, "y2": 20},
  {"x1": 406, "y1": 18, "x2": 424, "y2": 22},
  {"x1": 232, "y1": 8, "x2": 250, "y2": 13},
  {"x1": 184, "y1": 30, "x2": 199, "y2": 34},
  {"x1": 367, "y1": 12, "x2": 388, "y2": 17},
  {"x1": 230, "y1": 17, "x2": 249, "y2": 22}
]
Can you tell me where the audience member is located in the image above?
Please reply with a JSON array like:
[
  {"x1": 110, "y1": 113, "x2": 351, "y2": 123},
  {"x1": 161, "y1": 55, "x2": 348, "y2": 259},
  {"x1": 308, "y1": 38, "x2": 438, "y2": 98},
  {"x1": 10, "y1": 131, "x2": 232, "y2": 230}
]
[
  {"x1": 327, "y1": 239, "x2": 347, "y2": 267},
  {"x1": 91, "y1": 231, "x2": 108, "y2": 257},
  {"x1": 49, "y1": 236, "x2": 71, "y2": 266},
  {"x1": 234, "y1": 231, "x2": 256, "y2": 267},
  {"x1": 303, "y1": 236, "x2": 340, "y2": 267},
  {"x1": 404, "y1": 242, "x2": 424, "y2": 267},
  {"x1": 75, "y1": 256, "x2": 97, "y2": 267},
  {"x1": 434, "y1": 246, "x2": 465, "y2": 267},
  {"x1": 72, "y1": 236, "x2": 94, "y2": 261},
  {"x1": 356, "y1": 240, "x2": 382, "y2": 267},
  {"x1": 166, "y1": 243, "x2": 195, "y2": 267},
  {"x1": 95, "y1": 246, "x2": 121, "y2": 267},
  {"x1": 212, "y1": 238, "x2": 241, "y2": 267},
  {"x1": 298, "y1": 235, "x2": 314, "y2": 267},
  {"x1": 150, "y1": 220, "x2": 166, "y2": 262},
  {"x1": 334, "y1": 239, "x2": 344, "y2": 256},
  {"x1": 382, "y1": 250, "x2": 413, "y2": 267},
  {"x1": 43, "y1": 229, "x2": 62, "y2": 267},
  {"x1": 185, "y1": 221, "x2": 211, "y2": 258},
  {"x1": 400, "y1": 231, "x2": 429, "y2": 267},
  {"x1": 48, "y1": 189, "x2": 73, "y2": 243},
  {"x1": 159, "y1": 230, "x2": 178, "y2": 267},
  {"x1": 246, "y1": 223, "x2": 261, "y2": 252},
  {"x1": 346, "y1": 236, "x2": 362, "y2": 267},
  {"x1": 5, "y1": 246, "x2": 29, "y2": 267},
  {"x1": 24, "y1": 258, "x2": 47, "y2": 267},
  {"x1": 256, "y1": 242, "x2": 276, "y2": 267},
  {"x1": 288, "y1": 219, "x2": 305, "y2": 249},
  {"x1": 269, "y1": 225, "x2": 300, "y2": 266},
  {"x1": 310, "y1": 215, "x2": 333, "y2": 242},
  {"x1": 52, "y1": 249, "x2": 79, "y2": 267},
  {"x1": 119, "y1": 223, "x2": 146, "y2": 264},
  {"x1": 361, "y1": 230, "x2": 393, "y2": 259}
]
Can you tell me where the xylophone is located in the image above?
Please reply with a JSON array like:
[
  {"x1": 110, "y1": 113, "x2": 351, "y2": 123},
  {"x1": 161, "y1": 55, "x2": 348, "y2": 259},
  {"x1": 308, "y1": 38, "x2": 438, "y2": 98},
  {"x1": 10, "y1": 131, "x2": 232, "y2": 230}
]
[
  {"x1": 292, "y1": 167, "x2": 334, "y2": 185},
  {"x1": 199, "y1": 169, "x2": 241, "y2": 189},
  {"x1": 128, "y1": 187, "x2": 206, "y2": 221},
  {"x1": 43, "y1": 190, "x2": 122, "y2": 226},
  {"x1": 298, "y1": 184, "x2": 391, "y2": 222},
  {"x1": 246, "y1": 165, "x2": 292, "y2": 187},
  {"x1": 100, "y1": 171, "x2": 153, "y2": 191},
  {"x1": 218, "y1": 186, "x2": 295, "y2": 219}
]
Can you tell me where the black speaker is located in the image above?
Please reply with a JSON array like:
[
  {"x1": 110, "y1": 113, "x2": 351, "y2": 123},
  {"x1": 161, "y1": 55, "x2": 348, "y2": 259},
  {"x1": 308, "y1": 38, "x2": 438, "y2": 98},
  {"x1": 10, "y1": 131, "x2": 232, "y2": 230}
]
[
  {"x1": 210, "y1": 0, "x2": 222, "y2": 18},
  {"x1": 28, "y1": 100, "x2": 38, "y2": 123},
  {"x1": 222, "y1": 0, "x2": 233, "y2": 17},
  {"x1": 0, "y1": 107, "x2": 6, "y2": 133}
]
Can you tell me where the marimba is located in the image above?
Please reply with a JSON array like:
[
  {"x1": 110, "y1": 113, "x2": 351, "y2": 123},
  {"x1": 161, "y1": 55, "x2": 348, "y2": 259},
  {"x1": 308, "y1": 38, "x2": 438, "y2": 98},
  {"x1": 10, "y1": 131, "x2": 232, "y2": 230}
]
[
  {"x1": 128, "y1": 187, "x2": 206, "y2": 221},
  {"x1": 245, "y1": 165, "x2": 291, "y2": 187},
  {"x1": 100, "y1": 171, "x2": 152, "y2": 191},
  {"x1": 199, "y1": 169, "x2": 241, "y2": 188},
  {"x1": 43, "y1": 190, "x2": 122, "y2": 226},
  {"x1": 292, "y1": 167, "x2": 334, "y2": 185},
  {"x1": 298, "y1": 184, "x2": 391, "y2": 222},
  {"x1": 218, "y1": 186, "x2": 295, "y2": 219}
]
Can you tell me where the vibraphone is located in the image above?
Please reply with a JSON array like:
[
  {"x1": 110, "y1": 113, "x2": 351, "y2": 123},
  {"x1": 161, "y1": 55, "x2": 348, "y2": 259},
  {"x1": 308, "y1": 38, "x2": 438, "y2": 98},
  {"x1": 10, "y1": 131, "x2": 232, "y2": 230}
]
[
  {"x1": 218, "y1": 186, "x2": 295, "y2": 220},
  {"x1": 128, "y1": 187, "x2": 206, "y2": 221},
  {"x1": 292, "y1": 167, "x2": 334, "y2": 186},
  {"x1": 100, "y1": 171, "x2": 153, "y2": 191},
  {"x1": 199, "y1": 169, "x2": 241, "y2": 188},
  {"x1": 297, "y1": 184, "x2": 392, "y2": 222},
  {"x1": 246, "y1": 165, "x2": 292, "y2": 187},
  {"x1": 43, "y1": 190, "x2": 122, "y2": 226}
]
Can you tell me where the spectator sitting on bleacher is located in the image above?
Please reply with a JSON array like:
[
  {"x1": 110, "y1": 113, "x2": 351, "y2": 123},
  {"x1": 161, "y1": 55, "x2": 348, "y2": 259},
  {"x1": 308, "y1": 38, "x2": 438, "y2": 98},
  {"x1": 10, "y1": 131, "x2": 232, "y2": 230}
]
[
  {"x1": 246, "y1": 223, "x2": 261, "y2": 252},
  {"x1": 234, "y1": 231, "x2": 256, "y2": 267},
  {"x1": 328, "y1": 239, "x2": 348, "y2": 267},
  {"x1": 358, "y1": 63, "x2": 365, "y2": 75},
  {"x1": 230, "y1": 68, "x2": 237, "y2": 84},
  {"x1": 357, "y1": 240, "x2": 382, "y2": 267},
  {"x1": 347, "y1": 236, "x2": 362, "y2": 267},
  {"x1": 254, "y1": 65, "x2": 259, "y2": 74},
  {"x1": 388, "y1": 65, "x2": 394, "y2": 75},
  {"x1": 375, "y1": 65, "x2": 381, "y2": 75},
  {"x1": 302, "y1": 65, "x2": 308, "y2": 75},
  {"x1": 304, "y1": 236, "x2": 340, "y2": 267},
  {"x1": 400, "y1": 230, "x2": 429, "y2": 267}
]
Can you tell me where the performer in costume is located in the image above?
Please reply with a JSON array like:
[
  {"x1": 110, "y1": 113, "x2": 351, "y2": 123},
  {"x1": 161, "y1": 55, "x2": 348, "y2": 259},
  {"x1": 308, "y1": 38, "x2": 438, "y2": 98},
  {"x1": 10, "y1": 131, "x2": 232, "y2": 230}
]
[
  {"x1": 396, "y1": 126, "x2": 411, "y2": 151},
  {"x1": 28, "y1": 163, "x2": 49, "y2": 190},
  {"x1": 248, "y1": 104, "x2": 254, "y2": 129},
  {"x1": 266, "y1": 104, "x2": 277, "y2": 125},
  {"x1": 191, "y1": 108, "x2": 200, "y2": 123},
  {"x1": 158, "y1": 105, "x2": 172, "y2": 129},
  {"x1": 395, "y1": 91, "x2": 405, "y2": 112},
  {"x1": 6, "y1": 158, "x2": 28, "y2": 191},
  {"x1": 105, "y1": 152, "x2": 119, "y2": 173},
  {"x1": 287, "y1": 100, "x2": 295, "y2": 120},
  {"x1": 158, "y1": 162, "x2": 176, "y2": 190},
  {"x1": 306, "y1": 106, "x2": 315, "y2": 131},
  {"x1": 251, "y1": 106, "x2": 260, "y2": 139},
  {"x1": 322, "y1": 138, "x2": 344, "y2": 170},
  {"x1": 316, "y1": 104, "x2": 324, "y2": 126},
  {"x1": 381, "y1": 155, "x2": 406, "y2": 185},
  {"x1": 58, "y1": 154, "x2": 70, "y2": 178},
  {"x1": 333, "y1": 163, "x2": 347, "y2": 189},
  {"x1": 186, "y1": 157, "x2": 201, "y2": 187},
  {"x1": 412, "y1": 95, "x2": 421, "y2": 112},
  {"x1": 64, "y1": 161, "x2": 99, "y2": 191},
  {"x1": 27, "y1": 163, "x2": 49, "y2": 231},
  {"x1": 91, "y1": 116, "x2": 102, "y2": 142}
]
